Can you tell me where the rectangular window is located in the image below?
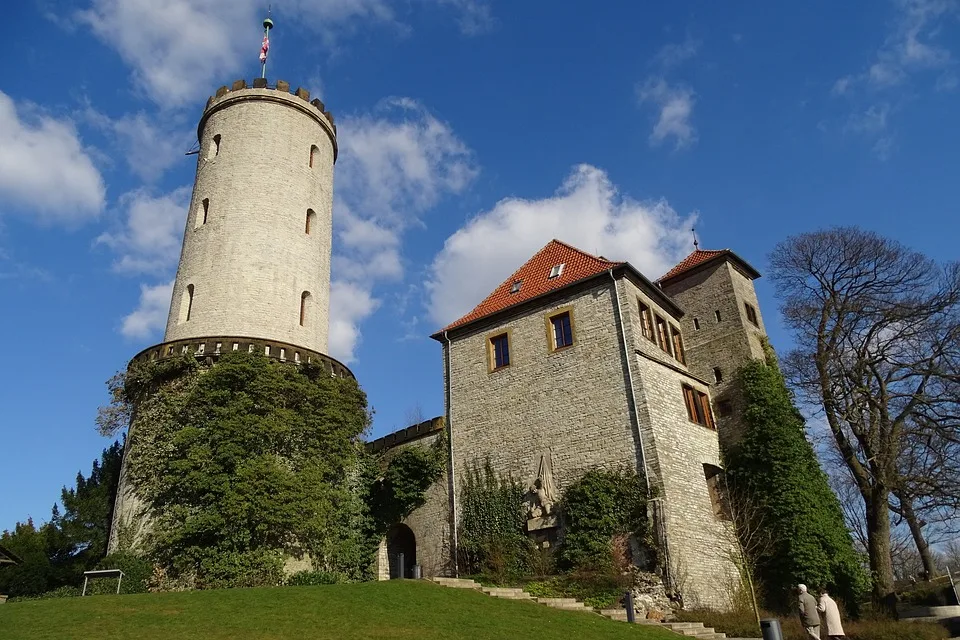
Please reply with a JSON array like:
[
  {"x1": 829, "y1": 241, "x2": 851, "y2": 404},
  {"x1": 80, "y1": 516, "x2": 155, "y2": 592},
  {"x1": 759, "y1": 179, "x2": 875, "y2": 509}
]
[
  {"x1": 693, "y1": 318, "x2": 700, "y2": 331},
  {"x1": 683, "y1": 385, "x2": 714, "y2": 429},
  {"x1": 638, "y1": 301, "x2": 655, "y2": 342},
  {"x1": 490, "y1": 333, "x2": 510, "y2": 370},
  {"x1": 550, "y1": 311, "x2": 574, "y2": 350},
  {"x1": 745, "y1": 302, "x2": 759, "y2": 327},
  {"x1": 704, "y1": 465, "x2": 732, "y2": 520},
  {"x1": 655, "y1": 315, "x2": 671, "y2": 355},
  {"x1": 715, "y1": 309, "x2": 722, "y2": 322},
  {"x1": 671, "y1": 325, "x2": 685, "y2": 364}
]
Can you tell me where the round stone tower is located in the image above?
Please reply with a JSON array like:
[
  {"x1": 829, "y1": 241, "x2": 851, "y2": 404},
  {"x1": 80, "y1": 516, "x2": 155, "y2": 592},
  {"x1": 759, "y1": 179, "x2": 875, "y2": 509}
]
[
  {"x1": 108, "y1": 79, "x2": 351, "y2": 554},
  {"x1": 165, "y1": 79, "x2": 337, "y2": 354}
]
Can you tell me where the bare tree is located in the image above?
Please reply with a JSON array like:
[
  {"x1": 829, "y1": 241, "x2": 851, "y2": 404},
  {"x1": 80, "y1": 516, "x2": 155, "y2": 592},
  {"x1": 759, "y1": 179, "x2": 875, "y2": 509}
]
[{"x1": 770, "y1": 227, "x2": 960, "y2": 611}]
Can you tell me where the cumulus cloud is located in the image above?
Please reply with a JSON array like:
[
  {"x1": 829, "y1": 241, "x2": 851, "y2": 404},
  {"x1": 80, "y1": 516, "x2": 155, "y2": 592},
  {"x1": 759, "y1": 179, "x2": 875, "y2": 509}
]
[
  {"x1": 78, "y1": 0, "x2": 492, "y2": 108},
  {"x1": 0, "y1": 91, "x2": 105, "y2": 221},
  {"x1": 327, "y1": 98, "x2": 478, "y2": 361},
  {"x1": 637, "y1": 79, "x2": 698, "y2": 149},
  {"x1": 425, "y1": 164, "x2": 695, "y2": 328},
  {"x1": 121, "y1": 280, "x2": 173, "y2": 338},
  {"x1": 97, "y1": 187, "x2": 190, "y2": 275}
]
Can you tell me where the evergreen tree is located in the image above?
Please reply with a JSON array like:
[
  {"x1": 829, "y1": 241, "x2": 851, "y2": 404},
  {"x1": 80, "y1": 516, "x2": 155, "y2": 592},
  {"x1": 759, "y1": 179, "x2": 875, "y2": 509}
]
[{"x1": 724, "y1": 346, "x2": 869, "y2": 612}]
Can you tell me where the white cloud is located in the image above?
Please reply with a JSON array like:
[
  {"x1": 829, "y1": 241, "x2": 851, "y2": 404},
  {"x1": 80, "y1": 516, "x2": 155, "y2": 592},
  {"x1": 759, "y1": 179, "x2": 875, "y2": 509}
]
[
  {"x1": 85, "y1": 108, "x2": 192, "y2": 181},
  {"x1": 78, "y1": 0, "x2": 492, "y2": 108},
  {"x1": 832, "y1": 75, "x2": 854, "y2": 95},
  {"x1": 328, "y1": 98, "x2": 478, "y2": 361},
  {"x1": 97, "y1": 187, "x2": 190, "y2": 275},
  {"x1": 121, "y1": 280, "x2": 173, "y2": 338},
  {"x1": 426, "y1": 164, "x2": 695, "y2": 328},
  {"x1": 844, "y1": 103, "x2": 896, "y2": 159},
  {"x1": 328, "y1": 281, "x2": 380, "y2": 363},
  {"x1": 834, "y1": 0, "x2": 957, "y2": 92},
  {"x1": 0, "y1": 91, "x2": 105, "y2": 221},
  {"x1": 637, "y1": 79, "x2": 698, "y2": 149}
]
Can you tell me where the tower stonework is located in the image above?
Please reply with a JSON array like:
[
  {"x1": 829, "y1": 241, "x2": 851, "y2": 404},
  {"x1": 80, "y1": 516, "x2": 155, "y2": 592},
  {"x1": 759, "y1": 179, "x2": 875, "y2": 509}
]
[
  {"x1": 165, "y1": 82, "x2": 337, "y2": 353},
  {"x1": 658, "y1": 250, "x2": 767, "y2": 450},
  {"x1": 108, "y1": 80, "x2": 351, "y2": 554}
]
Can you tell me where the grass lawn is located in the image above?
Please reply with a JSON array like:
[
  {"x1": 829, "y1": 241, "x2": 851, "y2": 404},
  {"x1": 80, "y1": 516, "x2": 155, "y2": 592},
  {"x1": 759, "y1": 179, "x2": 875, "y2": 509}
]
[{"x1": 0, "y1": 580, "x2": 677, "y2": 640}]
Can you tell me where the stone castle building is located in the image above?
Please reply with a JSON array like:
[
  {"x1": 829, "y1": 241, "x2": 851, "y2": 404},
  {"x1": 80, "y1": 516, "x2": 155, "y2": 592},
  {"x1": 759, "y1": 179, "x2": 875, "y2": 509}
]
[
  {"x1": 374, "y1": 240, "x2": 768, "y2": 609},
  {"x1": 106, "y1": 73, "x2": 771, "y2": 610},
  {"x1": 108, "y1": 78, "x2": 353, "y2": 552}
]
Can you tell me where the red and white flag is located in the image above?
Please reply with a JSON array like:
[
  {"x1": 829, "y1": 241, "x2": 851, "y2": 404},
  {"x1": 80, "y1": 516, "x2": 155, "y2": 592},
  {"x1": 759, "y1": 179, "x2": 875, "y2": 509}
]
[{"x1": 259, "y1": 35, "x2": 270, "y2": 64}]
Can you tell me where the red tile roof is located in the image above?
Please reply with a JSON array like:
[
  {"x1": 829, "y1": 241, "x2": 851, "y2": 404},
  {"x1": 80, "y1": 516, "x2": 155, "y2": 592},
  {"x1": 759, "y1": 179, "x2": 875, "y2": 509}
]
[
  {"x1": 440, "y1": 239, "x2": 623, "y2": 332},
  {"x1": 658, "y1": 249, "x2": 730, "y2": 283}
]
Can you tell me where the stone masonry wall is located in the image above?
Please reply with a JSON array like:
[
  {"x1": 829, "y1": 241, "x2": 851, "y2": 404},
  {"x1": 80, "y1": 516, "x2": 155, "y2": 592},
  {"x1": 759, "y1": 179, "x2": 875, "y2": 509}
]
[
  {"x1": 375, "y1": 431, "x2": 451, "y2": 580},
  {"x1": 618, "y1": 277, "x2": 740, "y2": 609},
  {"x1": 661, "y1": 261, "x2": 768, "y2": 449},
  {"x1": 165, "y1": 87, "x2": 335, "y2": 354},
  {"x1": 446, "y1": 281, "x2": 641, "y2": 505}
]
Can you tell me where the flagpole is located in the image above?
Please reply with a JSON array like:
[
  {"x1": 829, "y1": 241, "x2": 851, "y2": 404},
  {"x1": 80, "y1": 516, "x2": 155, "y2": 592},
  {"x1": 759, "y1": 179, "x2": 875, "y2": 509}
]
[{"x1": 260, "y1": 13, "x2": 274, "y2": 79}]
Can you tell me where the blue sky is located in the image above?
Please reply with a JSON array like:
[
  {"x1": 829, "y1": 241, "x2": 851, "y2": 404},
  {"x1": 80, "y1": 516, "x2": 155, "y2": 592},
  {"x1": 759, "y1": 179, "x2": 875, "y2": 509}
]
[{"x1": 1, "y1": 0, "x2": 958, "y2": 531}]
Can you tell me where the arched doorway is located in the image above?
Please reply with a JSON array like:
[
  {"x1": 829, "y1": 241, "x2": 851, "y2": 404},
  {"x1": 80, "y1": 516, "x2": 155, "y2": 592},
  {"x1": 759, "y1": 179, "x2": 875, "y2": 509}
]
[{"x1": 386, "y1": 524, "x2": 416, "y2": 579}]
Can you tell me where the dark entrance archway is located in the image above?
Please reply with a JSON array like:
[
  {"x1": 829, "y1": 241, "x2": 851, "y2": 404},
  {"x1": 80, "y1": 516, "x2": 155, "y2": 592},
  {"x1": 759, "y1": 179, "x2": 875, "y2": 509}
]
[{"x1": 386, "y1": 523, "x2": 416, "y2": 579}]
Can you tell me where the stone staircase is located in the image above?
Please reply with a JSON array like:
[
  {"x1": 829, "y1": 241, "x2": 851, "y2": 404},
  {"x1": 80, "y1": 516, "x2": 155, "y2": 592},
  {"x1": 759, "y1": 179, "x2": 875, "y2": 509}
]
[{"x1": 428, "y1": 577, "x2": 729, "y2": 638}]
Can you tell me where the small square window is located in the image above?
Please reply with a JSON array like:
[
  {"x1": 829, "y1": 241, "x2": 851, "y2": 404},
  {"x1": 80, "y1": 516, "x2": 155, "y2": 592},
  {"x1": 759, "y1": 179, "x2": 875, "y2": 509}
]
[
  {"x1": 548, "y1": 263, "x2": 565, "y2": 279},
  {"x1": 717, "y1": 400, "x2": 733, "y2": 417},
  {"x1": 683, "y1": 384, "x2": 714, "y2": 429},
  {"x1": 511, "y1": 280, "x2": 522, "y2": 294},
  {"x1": 549, "y1": 311, "x2": 574, "y2": 350},
  {"x1": 490, "y1": 333, "x2": 510, "y2": 370},
  {"x1": 744, "y1": 302, "x2": 759, "y2": 327}
]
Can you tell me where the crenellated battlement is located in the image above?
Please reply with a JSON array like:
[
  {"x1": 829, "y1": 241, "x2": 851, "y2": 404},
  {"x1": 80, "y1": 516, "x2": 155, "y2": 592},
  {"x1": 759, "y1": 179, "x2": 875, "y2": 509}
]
[
  {"x1": 205, "y1": 79, "x2": 335, "y2": 130},
  {"x1": 129, "y1": 336, "x2": 354, "y2": 379}
]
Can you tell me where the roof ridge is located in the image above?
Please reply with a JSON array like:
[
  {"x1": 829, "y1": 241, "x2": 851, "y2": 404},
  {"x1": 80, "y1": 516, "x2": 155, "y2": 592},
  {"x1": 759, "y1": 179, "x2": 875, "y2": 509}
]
[{"x1": 549, "y1": 238, "x2": 622, "y2": 265}]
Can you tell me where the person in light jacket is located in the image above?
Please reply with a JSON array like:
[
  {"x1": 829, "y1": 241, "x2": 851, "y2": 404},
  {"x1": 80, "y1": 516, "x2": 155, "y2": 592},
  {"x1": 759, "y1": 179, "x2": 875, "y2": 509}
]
[
  {"x1": 817, "y1": 587, "x2": 846, "y2": 639},
  {"x1": 797, "y1": 584, "x2": 820, "y2": 639}
]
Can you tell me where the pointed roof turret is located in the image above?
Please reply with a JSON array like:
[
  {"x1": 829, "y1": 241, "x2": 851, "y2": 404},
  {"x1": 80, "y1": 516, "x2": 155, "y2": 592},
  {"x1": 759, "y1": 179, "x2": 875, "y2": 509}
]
[{"x1": 658, "y1": 248, "x2": 761, "y2": 286}]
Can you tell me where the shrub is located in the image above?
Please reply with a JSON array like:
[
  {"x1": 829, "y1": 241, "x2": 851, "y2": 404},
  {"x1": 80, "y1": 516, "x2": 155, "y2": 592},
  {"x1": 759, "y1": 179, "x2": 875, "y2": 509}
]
[
  {"x1": 523, "y1": 571, "x2": 625, "y2": 610},
  {"x1": 7, "y1": 586, "x2": 82, "y2": 602},
  {"x1": 899, "y1": 578, "x2": 958, "y2": 607},
  {"x1": 285, "y1": 570, "x2": 347, "y2": 586},
  {"x1": 558, "y1": 468, "x2": 649, "y2": 572},
  {"x1": 90, "y1": 552, "x2": 152, "y2": 595}
]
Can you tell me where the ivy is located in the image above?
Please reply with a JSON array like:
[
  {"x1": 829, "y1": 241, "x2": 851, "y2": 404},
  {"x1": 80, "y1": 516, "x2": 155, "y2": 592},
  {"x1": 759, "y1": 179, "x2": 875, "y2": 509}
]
[
  {"x1": 367, "y1": 435, "x2": 446, "y2": 534},
  {"x1": 558, "y1": 468, "x2": 650, "y2": 572},
  {"x1": 723, "y1": 344, "x2": 870, "y2": 612},
  {"x1": 115, "y1": 352, "x2": 376, "y2": 587}
]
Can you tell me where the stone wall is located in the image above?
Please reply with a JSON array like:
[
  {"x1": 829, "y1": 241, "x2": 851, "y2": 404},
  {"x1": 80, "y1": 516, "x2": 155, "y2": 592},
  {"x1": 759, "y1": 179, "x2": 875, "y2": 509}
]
[
  {"x1": 660, "y1": 260, "x2": 768, "y2": 449},
  {"x1": 165, "y1": 84, "x2": 336, "y2": 355}
]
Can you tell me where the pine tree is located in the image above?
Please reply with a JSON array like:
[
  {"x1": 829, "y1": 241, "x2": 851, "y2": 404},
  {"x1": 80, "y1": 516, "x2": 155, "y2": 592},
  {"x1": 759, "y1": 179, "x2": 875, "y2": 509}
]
[{"x1": 724, "y1": 346, "x2": 869, "y2": 612}]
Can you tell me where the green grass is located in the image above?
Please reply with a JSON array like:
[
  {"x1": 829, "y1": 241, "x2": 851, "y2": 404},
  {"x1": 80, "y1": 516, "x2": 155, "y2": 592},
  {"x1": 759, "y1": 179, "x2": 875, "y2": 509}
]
[{"x1": 0, "y1": 580, "x2": 676, "y2": 640}]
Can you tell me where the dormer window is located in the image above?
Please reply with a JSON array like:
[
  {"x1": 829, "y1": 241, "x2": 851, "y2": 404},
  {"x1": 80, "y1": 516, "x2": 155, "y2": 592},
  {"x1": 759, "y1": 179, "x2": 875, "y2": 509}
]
[
  {"x1": 548, "y1": 263, "x2": 565, "y2": 279},
  {"x1": 511, "y1": 280, "x2": 522, "y2": 294}
]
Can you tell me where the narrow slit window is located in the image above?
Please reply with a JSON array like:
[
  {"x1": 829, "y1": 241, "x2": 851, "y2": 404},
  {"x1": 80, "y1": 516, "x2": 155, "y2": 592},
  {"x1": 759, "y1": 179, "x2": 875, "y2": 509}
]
[
  {"x1": 714, "y1": 367, "x2": 723, "y2": 383},
  {"x1": 704, "y1": 465, "x2": 732, "y2": 520},
  {"x1": 300, "y1": 291, "x2": 311, "y2": 326},
  {"x1": 693, "y1": 318, "x2": 701, "y2": 331},
  {"x1": 550, "y1": 311, "x2": 574, "y2": 350},
  {"x1": 306, "y1": 209, "x2": 316, "y2": 234},
  {"x1": 671, "y1": 325, "x2": 685, "y2": 364},
  {"x1": 715, "y1": 309, "x2": 722, "y2": 322},
  {"x1": 490, "y1": 333, "x2": 510, "y2": 370},
  {"x1": 210, "y1": 134, "x2": 221, "y2": 158},
  {"x1": 639, "y1": 301, "x2": 655, "y2": 342},
  {"x1": 179, "y1": 284, "x2": 195, "y2": 324},
  {"x1": 309, "y1": 145, "x2": 319, "y2": 168}
]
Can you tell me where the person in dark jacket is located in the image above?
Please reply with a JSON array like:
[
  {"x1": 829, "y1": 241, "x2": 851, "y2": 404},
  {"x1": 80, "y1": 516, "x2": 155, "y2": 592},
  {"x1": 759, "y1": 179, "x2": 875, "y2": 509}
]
[{"x1": 798, "y1": 584, "x2": 820, "y2": 639}]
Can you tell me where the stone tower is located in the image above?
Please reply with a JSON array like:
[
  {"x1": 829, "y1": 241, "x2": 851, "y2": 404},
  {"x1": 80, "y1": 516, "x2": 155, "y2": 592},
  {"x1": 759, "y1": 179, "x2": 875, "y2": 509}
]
[
  {"x1": 108, "y1": 79, "x2": 352, "y2": 553},
  {"x1": 166, "y1": 79, "x2": 337, "y2": 353},
  {"x1": 658, "y1": 249, "x2": 767, "y2": 449}
]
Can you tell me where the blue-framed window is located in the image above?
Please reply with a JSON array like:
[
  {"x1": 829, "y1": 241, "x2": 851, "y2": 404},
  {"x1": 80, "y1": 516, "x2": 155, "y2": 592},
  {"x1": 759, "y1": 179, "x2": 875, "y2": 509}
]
[
  {"x1": 551, "y1": 312, "x2": 573, "y2": 349},
  {"x1": 490, "y1": 333, "x2": 510, "y2": 369}
]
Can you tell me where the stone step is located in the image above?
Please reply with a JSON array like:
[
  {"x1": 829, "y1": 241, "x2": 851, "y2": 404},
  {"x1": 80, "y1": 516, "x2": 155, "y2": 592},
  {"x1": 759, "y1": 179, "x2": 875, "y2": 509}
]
[
  {"x1": 663, "y1": 622, "x2": 705, "y2": 631},
  {"x1": 429, "y1": 577, "x2": 480, "y2": 589},
  {"x1": 535, "y1": 597, "x2": 579, "y2": 605}
]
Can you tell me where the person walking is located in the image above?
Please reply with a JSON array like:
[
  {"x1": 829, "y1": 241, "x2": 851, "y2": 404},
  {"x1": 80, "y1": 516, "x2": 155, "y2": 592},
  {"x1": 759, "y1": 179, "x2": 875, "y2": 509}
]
[
  {"x1": 817, "y1": 587, "x2": 846, "y2": 639},
  {"x1": 798, "y1": 584, "x2": 820, "y2": 639}
]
